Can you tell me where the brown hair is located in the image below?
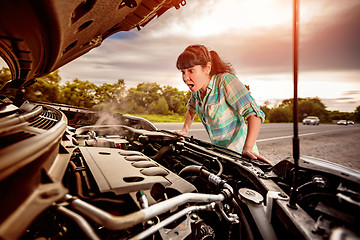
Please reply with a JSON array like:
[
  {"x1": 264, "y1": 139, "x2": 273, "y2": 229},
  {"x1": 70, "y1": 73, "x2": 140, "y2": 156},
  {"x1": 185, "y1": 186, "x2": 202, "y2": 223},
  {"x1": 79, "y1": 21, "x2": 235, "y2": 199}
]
[{"x1": 176, "y1": 44, "x2": 235, "y2": 76}]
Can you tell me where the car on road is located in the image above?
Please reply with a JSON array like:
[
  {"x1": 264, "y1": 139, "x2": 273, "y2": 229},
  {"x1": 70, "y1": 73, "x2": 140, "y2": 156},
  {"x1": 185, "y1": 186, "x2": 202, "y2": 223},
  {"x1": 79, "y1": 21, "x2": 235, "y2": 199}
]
[
  {"x1": 337, "y1": 119, "x2": 355, "y2": 125},
  {"x1": 337, "y1": 120, "x2": 348, "y2": 125},
  {"x1": 0, "y1": 1, "x2": 359, "y2": 240},
  {"x1": 302, "y1": 116, "x2": 320, "y2": 125}
]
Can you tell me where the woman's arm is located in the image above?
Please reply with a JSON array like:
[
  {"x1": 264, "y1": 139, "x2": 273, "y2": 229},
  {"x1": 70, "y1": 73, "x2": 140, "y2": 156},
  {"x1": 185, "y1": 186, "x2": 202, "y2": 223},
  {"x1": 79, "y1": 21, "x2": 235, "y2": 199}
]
[
  {"x1": 221, "y1": 75, "x2": 268, "y2": 162},
  {"x1": 174, "y1": 109, "x2": 196, "y2": 135},
  {"x1": 242, "y1": 115, "x2": 269, "y2": 162}
]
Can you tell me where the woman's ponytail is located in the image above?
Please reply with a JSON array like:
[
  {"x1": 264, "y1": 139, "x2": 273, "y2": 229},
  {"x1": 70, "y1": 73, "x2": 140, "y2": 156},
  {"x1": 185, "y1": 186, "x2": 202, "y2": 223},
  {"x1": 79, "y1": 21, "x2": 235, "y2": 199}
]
[{"x1": 209, "y1": 50, "x2": 235, "y2": 75}]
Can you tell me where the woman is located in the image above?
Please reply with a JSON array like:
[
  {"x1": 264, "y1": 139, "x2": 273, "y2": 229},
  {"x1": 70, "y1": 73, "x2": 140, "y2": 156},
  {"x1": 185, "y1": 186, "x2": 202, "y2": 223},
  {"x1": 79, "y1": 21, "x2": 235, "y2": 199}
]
[{"x1": 175, "y1": 44, "x2": 268, "y2": 162}]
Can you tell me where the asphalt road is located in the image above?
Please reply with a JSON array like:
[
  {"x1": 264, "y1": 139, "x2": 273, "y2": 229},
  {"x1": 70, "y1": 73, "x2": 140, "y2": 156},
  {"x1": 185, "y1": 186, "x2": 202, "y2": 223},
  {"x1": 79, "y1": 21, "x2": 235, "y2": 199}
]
[
  {"x1": 154, "y1": 122, "x2": 358, "y2": 144},
  {"x1": 154, "y1": 122, "x2": 360, "y2": 170}
]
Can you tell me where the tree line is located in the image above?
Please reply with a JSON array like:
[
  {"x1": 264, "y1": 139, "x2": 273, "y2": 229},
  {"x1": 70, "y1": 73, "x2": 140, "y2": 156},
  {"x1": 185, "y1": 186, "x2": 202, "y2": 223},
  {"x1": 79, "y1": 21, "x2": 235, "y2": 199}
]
[
  {"x1": 0, "y1": 68, "x2": 190, "y2": 116},
  {"x1": 261, "y1": 98, "x2": 359, "y2": 123},
  {"x1": 1, "y1": 67, "x2": 359, "y2": 123}
]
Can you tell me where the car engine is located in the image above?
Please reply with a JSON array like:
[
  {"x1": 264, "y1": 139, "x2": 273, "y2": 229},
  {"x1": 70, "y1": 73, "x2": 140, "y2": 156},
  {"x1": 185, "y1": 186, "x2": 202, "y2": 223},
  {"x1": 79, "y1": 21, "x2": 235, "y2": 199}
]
[{"x1": 0, "y1": 100, "x2": 359, "y2": 240}]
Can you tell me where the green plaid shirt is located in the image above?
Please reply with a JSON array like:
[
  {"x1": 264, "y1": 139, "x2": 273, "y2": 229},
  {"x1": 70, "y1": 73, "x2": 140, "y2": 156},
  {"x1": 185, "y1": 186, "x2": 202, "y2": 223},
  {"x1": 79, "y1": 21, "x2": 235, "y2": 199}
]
[{"x1": 187, "y1": 73, "x2": 265, "y2": 153}]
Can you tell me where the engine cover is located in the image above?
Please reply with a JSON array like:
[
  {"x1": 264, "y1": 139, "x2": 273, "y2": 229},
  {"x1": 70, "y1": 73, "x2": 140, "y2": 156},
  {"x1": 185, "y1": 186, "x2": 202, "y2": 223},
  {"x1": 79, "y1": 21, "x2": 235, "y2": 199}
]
[{"x1": 79, "y1": 147, "x2": 196, "y2": 196}]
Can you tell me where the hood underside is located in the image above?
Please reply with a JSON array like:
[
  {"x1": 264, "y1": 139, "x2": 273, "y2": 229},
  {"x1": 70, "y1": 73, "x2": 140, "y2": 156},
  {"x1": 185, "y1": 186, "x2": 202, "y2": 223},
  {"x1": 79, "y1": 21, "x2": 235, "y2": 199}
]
[{"x1": 0, "y1": 0, "x2": 183, "y2": 91}]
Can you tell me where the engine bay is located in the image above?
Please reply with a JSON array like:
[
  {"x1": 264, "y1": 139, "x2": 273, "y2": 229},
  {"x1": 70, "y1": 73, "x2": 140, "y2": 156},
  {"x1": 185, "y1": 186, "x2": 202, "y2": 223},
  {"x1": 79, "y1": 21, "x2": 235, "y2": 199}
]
[{"x1": 0, "y1": 101, "x2": 359, "y2": 240}]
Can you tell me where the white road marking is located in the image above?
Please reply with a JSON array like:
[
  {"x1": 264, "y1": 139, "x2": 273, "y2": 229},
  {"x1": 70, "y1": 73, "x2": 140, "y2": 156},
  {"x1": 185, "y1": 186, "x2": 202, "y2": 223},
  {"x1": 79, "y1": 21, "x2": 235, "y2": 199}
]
[
  {"x1": 256, "y1": 130, "x2": 337, "y2": 142},
  {"x1": 189, "y1": 129, "x2": 206, "y2": 132}
]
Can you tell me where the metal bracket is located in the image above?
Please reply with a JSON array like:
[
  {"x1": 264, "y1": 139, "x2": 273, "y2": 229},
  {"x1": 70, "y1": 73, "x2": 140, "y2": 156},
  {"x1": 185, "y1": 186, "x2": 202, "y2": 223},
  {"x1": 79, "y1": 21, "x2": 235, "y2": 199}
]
[{"x1": 265, "y1": 191, "x2": 289, "y2": 222}]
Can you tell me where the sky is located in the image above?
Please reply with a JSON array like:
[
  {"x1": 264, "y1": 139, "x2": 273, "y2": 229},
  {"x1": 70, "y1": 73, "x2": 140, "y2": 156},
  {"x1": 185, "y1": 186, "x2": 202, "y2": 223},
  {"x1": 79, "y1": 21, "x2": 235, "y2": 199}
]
[{"x1": 1, "y1": 0, "x2": 359, "y2": 112}]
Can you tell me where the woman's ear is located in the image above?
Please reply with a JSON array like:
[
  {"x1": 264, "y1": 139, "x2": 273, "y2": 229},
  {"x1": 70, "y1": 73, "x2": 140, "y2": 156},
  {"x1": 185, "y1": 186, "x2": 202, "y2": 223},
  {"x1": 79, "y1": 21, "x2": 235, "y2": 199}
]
[{"x1": 206, "y1": 62, "x2": 212, "y2": 75}]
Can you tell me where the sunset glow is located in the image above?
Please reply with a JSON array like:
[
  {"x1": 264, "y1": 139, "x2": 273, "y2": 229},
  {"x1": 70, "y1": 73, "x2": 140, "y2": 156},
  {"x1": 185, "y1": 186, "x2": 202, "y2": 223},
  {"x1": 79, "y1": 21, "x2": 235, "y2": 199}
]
[
  {"x1": 153, "y1": 0, "x2": 294, "y2": 37},
  {"x1": 1, "y1": 0, "x2": 359, "y2": 112}
]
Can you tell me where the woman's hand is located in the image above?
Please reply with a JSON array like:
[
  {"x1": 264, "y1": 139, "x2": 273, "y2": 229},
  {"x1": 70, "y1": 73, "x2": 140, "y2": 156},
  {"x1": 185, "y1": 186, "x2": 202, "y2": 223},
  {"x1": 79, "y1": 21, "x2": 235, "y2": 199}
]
[
  {"x1": 242, "y1": 147, "x2": 273, "y2": 166},
  {"x1": 173, "y1": 130, "x2": 187, "y2": 135},
  {"x1": 173, "y1": 110, "x2": 196, "y2": 136}
]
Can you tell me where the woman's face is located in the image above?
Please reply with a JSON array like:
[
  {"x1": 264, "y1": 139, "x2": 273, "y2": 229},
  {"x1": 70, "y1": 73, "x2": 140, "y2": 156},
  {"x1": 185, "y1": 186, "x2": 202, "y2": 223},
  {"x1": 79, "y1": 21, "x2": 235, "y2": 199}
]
[{"x1": 181, "y1": 63, "x2": 211, "y2": 93}]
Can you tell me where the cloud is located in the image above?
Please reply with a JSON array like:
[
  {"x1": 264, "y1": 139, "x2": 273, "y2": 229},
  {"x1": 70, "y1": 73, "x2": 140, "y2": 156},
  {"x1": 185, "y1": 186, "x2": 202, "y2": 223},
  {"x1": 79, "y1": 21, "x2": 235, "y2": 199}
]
[
  {"x1": 140, "y1": 0, "x2": 360, "y2": 75},
  {"x1": 342, "y1": 90, "x2": 360, "y2": 95},
  {"x1": 321, "y1": 97, "x2": 359, "y2": 112},
  {"x1": 59, "y1": 33, "x2": 186, "y2": 89},
  {"x1": 300, "y1": 2, "x2": 360, "y2": 72}
]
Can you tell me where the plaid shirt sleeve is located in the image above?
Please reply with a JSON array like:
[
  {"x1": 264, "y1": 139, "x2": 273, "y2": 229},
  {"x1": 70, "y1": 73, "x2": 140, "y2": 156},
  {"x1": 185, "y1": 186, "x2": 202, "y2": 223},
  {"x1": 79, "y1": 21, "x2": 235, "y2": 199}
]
[
  {"x1": 186, "y1": 92, "x2": 197, "y2": 113},
  {"x1": 223, "y1": 73, "x2": 265, "y2": 122}
]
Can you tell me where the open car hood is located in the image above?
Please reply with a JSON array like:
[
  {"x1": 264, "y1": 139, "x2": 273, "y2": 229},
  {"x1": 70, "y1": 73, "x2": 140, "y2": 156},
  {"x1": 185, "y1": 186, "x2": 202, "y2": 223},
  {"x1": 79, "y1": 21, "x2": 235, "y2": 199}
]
[{"x1": 0, "y1": 0, "x2": 184, "y2": 91}]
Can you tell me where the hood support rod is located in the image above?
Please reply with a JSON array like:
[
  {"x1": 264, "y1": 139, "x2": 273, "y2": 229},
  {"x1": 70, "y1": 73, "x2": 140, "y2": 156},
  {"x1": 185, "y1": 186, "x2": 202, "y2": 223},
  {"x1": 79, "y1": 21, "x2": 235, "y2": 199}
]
[{"x1": 288, "y1": 0, "x2": 300, "y2": 208}]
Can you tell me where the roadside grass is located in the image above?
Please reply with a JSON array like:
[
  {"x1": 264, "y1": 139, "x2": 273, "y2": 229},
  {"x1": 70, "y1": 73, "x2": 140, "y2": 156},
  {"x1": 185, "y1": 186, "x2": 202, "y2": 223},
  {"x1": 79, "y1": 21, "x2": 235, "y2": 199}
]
[
  {"x1": 125, "y1": 114, "x2": 201, "y2": 123},
  {"x1": 118, "y1": 113, "x2": 340, "y2": 124},
  {"x1": 120, "y1": 114, "x2": 288, "y2": 124}
]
